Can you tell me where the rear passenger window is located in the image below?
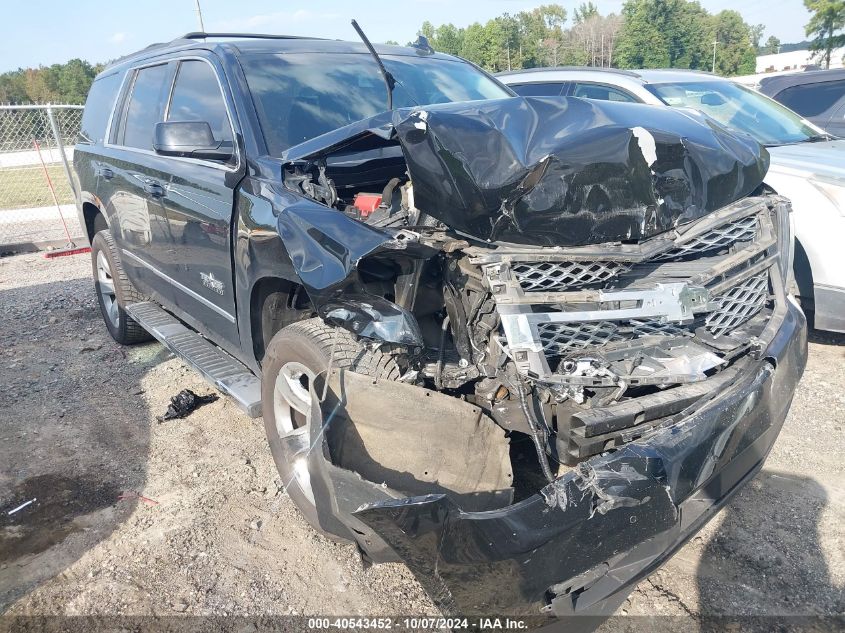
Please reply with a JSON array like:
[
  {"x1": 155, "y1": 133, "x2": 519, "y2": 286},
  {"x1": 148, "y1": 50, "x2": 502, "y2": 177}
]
[
  {"x1": 572, "y1": 83, "x2": 637, "y2": 103},
  {"x1": 121, "y1": 64, "x2": 169, "y2": 150},
  {"x1": 167, "y1": 60, "x2": 233, "y2": 145},
  {"x1": 510, "y1": 82, "x2": 565, "y2": 97},
  {"x1": 80, "y1": 72, "x2": 122, "y2": 144},
  {"x1": 775, "y1": 80, "x2": 845, "y2": 118}
]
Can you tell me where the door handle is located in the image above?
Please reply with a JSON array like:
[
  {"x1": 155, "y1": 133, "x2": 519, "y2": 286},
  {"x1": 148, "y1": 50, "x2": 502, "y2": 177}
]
[
  {"x1": 99, "y1": 167, "x2": 114, "y2": 180},
  {"x1": 144, "y1": 181, "x2": 165, "y2": 198}
]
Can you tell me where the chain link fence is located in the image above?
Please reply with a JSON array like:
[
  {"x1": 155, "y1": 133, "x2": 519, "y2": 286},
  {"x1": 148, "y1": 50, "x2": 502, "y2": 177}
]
[{"x1": 0, "y1": 105, "x2": 83, "y2": 253}]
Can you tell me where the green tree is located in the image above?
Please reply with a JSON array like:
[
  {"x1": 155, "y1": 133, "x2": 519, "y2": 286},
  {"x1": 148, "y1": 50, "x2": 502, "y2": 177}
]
[
  {"x1": 616, "y1": 0, "x2": 757, "y2": 74},
  {"x1": 763, "y1": 35, "x2": 782, "y2": 54},
  {"x1": 416, "y1": 3, "x2": 568, "y2": 71},
  {"x1": 711, "y1": 10, "x2": 757, "y2": 76},
  {"x1": 749, "y1": 23, "x2": 766, "y2": 50},
  {"x1": 574, "y1": 2, "x2": 600, "y2": 24},
  {"x1": 53, "y1": 59, "x2": 98, "y2": 104},
  {"x1": 420, "y1": 21, "x2": 436, "y2": 40},
  {"x1": 433, "y1": 24, "x2": 465, "y2": 56},
  {"x1": 804, "y1": 0, "x2": 845, "y2": 68},
  {"x1": 616, "y1": 0, "x2": 711, "y2": 69},
  {"x1": 0, "y1": 58, "x2": 100, "y2": 104},
  {"x1": 0, "y1": 70, "x2": 28, "y2": 104},
  {"x1": 515, "y1": 5, "x2": 567, "y2": 68}
]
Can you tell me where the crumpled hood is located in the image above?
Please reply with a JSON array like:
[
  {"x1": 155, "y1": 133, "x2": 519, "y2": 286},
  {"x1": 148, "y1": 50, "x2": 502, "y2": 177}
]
[
  {"x1": 281, "y1": 96, "x2": 769, "y2": 248},
  {"x1": 395, "y1": 96, "x2": 768, "y2": 247},
  {"x1": 767, "y1": 139, "x2": 845, "y2": 181}
]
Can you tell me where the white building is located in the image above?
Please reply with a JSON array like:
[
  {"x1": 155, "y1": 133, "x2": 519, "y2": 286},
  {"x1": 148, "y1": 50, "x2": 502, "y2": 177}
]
[{"x1": 755, "y1": 48, "x2": 845, "y2": 73}]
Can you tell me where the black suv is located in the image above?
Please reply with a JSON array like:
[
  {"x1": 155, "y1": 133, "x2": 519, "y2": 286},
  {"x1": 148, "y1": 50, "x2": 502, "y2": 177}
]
[
  {"x1": 75, "y1": 32, "x2": 807, "y2": 620},
  {"x1": 758, "y1": 68, "x2": 845, "y2": 137}
]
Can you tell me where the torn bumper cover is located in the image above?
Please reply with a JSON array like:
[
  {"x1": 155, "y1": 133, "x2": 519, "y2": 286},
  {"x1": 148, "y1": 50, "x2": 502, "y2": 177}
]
[{"x1": 300, "y1": 299, "x2": 806, "y2": 617}]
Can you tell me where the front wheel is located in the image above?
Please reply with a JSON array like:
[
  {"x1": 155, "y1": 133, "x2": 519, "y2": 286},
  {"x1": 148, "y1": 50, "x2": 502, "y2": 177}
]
[
  {"x1": 90, "y1": 230, "x2": 151, "y2": 345},
  {"x1": 261, "y1": 318, "x2": 400, "y2": 538}
]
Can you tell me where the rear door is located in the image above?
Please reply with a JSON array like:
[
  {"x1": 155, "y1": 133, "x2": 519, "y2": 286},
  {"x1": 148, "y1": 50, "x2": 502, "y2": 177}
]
[
  {"x1": 156, "y1": 56, "x2": 242, "y2": 347},
  {"x1": 98, "y1": 62, "x2": 176, "y2": 302}
]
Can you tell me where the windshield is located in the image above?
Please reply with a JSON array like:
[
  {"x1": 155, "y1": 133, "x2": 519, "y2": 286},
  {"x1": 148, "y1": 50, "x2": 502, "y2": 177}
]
[
  {"x1": 645, "y1": 80, "x2": 828, "y2": 146},
  {"x1": 240, "y1": 52, "x2": 510, "y2": 154}
]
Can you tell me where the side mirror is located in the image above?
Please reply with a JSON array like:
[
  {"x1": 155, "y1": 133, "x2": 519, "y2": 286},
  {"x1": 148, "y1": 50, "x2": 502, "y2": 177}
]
[
  {"x1": 153, "y1": 121, "x2": 233, "y2": 161},
  {"x1": 700, "y1": 92, "x2": 726, "y2": 106}
]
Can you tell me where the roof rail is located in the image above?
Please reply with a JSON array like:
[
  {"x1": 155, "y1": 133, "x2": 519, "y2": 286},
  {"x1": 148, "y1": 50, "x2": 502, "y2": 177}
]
[
  {"x1": 496, "y1": 66, "x2": 642, "y2": 78},
  {"x1": 102, "y1": 31, "x2": 323, "y2": 70},
  {"x1": 177, "y1": 32, "x2": 315, "y2": 41}
]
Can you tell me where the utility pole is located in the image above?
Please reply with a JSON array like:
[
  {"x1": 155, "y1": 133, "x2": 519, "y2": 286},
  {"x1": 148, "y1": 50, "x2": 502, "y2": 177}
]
[
  {"x1": 601, "y1": 32, "x2": 605, "y2": 67},
  {"x1": 195, "y1": 0, "x2": 205, "y2": 32},
  {"x1": 712, "y1": 40, "x2": 718, "y2": 73}
]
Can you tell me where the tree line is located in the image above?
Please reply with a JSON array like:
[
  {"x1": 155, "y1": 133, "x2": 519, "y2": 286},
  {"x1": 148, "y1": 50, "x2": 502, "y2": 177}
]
[
  {"x1": 0, "y1": 58, "x2": 102, "y2": 105},
  {"x1": 414, "y1": 1, "x2": 763, "y2": 76},
  {"x1": 1, "y1": 0, "x2": 843, "y2": 105}
]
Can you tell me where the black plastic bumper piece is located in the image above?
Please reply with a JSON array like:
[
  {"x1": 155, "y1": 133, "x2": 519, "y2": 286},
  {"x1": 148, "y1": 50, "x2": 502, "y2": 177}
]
[{"x1": 352, "y1": 300, "x2": 807, "y2": 619}]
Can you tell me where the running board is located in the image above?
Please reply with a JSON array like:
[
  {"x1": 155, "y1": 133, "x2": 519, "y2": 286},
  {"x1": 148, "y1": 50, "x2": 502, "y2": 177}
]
[{"x1": 125, "y1": 302, "x2": 262, "y2": 418}]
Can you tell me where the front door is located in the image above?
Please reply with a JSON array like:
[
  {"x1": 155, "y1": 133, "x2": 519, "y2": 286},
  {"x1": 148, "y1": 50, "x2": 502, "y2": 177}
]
[{"x1": 157, "y1": 58, "x2": 241, "y2": 349}]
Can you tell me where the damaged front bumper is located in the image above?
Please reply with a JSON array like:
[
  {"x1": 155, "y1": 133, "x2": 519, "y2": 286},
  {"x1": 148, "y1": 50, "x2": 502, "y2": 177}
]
[{"x1": 295, "y1": 296, "x2": 806, "y2": 618}]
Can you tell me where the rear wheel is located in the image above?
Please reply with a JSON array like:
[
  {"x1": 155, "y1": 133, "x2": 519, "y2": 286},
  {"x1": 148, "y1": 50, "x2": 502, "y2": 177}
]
[
  {"x1": 261, "y1": 318, "x2": 400, "y2": 537},
  {"x1": 90, "y1": 230, "x2": 151, "y2": 345}
]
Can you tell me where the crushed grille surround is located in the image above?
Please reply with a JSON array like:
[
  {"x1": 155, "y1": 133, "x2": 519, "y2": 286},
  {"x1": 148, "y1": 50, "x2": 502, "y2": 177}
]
[{"x1": 473, "y1": 195, "x2": 786, "y2": 384}]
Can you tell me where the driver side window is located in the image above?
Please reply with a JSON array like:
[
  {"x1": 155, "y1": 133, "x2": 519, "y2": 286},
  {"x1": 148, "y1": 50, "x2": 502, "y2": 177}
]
[{"x1": 166, "y1": 60, "x2": 233, "y2": 146}]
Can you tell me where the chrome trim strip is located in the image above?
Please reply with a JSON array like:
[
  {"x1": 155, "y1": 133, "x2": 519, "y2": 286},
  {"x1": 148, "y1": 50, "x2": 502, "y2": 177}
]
[{"x1": 121, "y1": 249, "x2": 236, "y2": 323}]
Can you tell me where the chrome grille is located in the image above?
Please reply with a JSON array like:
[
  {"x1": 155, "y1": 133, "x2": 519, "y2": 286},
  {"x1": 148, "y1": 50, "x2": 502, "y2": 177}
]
[
  {"x1": 538, "y1": 318, "x2": 692, "y2": 356},
  {"x1": 512, "y1": 260, "x2": 629, "y2": 292},
  {"x1": 536, "y1": 272, "x2": 768, "y2": 356},
  {"x1": 537, "y1": 321, "x2": 622, "y2": 355},
  {"x1": 655, "y1": 215, "x2": 758, "y2": 261},
  {"x1": 705, "y1": 272, "x2": 769, "y2": 336},
  {"x1": 629, "y1": 319, "x2": 691, "y2": 338}
]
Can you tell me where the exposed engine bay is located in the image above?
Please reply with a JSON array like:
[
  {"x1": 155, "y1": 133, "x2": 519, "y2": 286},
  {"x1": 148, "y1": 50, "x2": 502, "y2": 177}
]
[{"x1": 277, "y1": 96, "x2": 789, "y2": 510}]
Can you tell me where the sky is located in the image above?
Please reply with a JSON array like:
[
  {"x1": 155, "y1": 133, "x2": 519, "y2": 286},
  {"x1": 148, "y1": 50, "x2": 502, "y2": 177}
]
[{"x1": 0, "y1": 0, "x2": 814, "y2": 73}]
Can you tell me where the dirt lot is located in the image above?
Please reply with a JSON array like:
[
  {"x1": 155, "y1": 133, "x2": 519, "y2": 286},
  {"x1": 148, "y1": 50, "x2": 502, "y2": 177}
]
[{"x1": 1, "y1": 251, "x2": 843, "y2": 626}]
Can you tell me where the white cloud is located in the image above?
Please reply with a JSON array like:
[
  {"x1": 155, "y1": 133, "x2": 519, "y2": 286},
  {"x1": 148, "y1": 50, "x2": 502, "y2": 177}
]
[{"x1": 109, "y1": 32, "x2": 127, "y2": 44}]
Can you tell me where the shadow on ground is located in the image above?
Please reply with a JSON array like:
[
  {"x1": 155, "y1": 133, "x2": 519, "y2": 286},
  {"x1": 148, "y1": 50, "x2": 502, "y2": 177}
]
[
  {"x1": 0, "y1": 276, "x2": 166, "y2": 611},
  {"x1": 695, "y1": 471, "x2": 844, "y2": 629}
]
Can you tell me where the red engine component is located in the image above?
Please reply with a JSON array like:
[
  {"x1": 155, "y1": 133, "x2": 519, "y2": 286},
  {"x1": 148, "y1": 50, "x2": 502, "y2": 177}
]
[{"x1": 352, "y1": 192, "x2": 382, "y2": 217}]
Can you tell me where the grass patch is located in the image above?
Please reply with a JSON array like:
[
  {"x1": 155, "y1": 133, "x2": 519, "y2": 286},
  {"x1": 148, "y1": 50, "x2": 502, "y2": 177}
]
[{"x1": 0, "y1": 165, "x2": 74, "y2": 210}]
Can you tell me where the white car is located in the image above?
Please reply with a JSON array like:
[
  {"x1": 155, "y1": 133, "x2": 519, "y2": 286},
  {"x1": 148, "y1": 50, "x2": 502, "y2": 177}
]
[{"x1": 498, "y1": 68, "x2": 845, "y2": 332}]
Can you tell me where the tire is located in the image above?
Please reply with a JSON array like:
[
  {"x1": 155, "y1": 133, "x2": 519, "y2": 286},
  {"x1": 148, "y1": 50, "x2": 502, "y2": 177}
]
[
  {"x1": 261, "y1": 318, "x2": 400, "y2": 538},
  {"x1": 90, "y1": 230, "x2": 151, "y2": 345}
]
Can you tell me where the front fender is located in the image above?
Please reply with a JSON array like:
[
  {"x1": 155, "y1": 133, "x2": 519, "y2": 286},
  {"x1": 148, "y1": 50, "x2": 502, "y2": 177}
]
[{"x1": 275, "y1": 191, "x2": 427, "y2": 346}]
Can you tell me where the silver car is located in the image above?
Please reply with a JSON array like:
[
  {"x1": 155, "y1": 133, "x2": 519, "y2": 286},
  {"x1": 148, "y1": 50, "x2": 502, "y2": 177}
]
[{"x1": 499, "y1": 67, "x2": 845, "y2": 333}]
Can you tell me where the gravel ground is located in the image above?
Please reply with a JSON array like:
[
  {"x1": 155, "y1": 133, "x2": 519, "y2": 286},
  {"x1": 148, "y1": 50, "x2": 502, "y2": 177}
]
[{"x1": 1, "y1": 251, "x2": 843, "y2": 626}]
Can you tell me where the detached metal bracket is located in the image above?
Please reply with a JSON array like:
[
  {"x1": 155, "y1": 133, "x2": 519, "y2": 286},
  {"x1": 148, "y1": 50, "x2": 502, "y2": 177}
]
[{"x1": 499, "y1": 282, "x2": 716, "y2": 357}]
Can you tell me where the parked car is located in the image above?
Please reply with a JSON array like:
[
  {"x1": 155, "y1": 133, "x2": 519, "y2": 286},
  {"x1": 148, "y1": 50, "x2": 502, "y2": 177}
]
[
  {"x1": 757, "y1": 68, "x2": 845, "y2": 137},
  {"x1": 75, "y1": 35, "x2": 806, "y2": 622},
  {"x1": 499, "y1": 67, "x2": 845, "y2": 333}
]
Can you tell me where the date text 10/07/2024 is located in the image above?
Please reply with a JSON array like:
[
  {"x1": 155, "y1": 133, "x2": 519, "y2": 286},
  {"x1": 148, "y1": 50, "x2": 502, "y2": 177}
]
[{"x1": 307, "y1": 617, "x2": 530, "y2": 630}]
